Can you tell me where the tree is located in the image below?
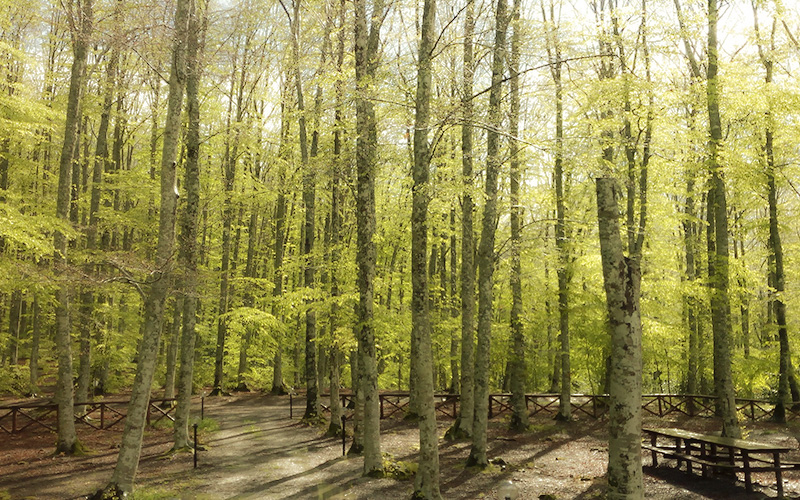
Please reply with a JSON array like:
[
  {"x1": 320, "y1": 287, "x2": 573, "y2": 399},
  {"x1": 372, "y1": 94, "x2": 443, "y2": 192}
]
[
  {"x1": 752, "y1": 2, "x2": 792, "y2": 423},
  {"x1": 411, "y1": 0, "x2": 441, "y2": 495},
  {"x1": 325, "y1": 0, "x2": 347, "y2": 439},
  {"x1": 95, "y1": 0, "x2": 191, "y2": 491},
  {"x1": 507, "y1": 0, "x2": 528, "y2": 432},
  {"x1": 449, "y1": 0, "x2": 476, "y2": 441},
  {"x1": 596, "y1": 177, "x2": 643, "y2": 499},
  {"x1": 706, "y1": 0, "x2": 739, "y2": 439},
  {"x1": 172, "y1": 0, "x2": 206, "y2": 452},
  {"x1": 53, "y1": 0, "x2": 93, "y2": 455},
  {"x1": 467, "y1": 0, "x2": 508, "y2": 468},
  {"x1": 542, "y1": 0, "x2": 571, "y2": 421},
  {"x1": 352, "y1": 0, "x2": 386, "y2": 476}
]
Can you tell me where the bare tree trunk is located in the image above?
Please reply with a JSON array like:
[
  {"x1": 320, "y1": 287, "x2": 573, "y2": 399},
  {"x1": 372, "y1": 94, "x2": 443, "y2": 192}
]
[
  {"x1": 542, "y1": 1, "x2": 571, "y2": 420},
  {"x1": 411, "y1": 0, "x2": 441, "y2": 495},
  {"x1": 236, "y1": 207, "x2": 259, "y2": 392},
  {"x1": 271, "y1": 86, "x2": 290, "y2": 396},
  {"x1": 467, "y1": 0, "x2": 507, "y2": 468},
  {"x1": 326, "y1": 0, "x2": 346, "y2": 439},
  {"x1": 751, "y1": 4, "x2": 791, "y2": 422},
  {"x1": 450, "y1": 0, "x2": 476, "y2": 440},
  {"x1": 352, "y1": 0, "x2": 385, "y2": 476},
  {"x1": 96, "y1": 0, "x2": 190, "y2": 492},
  {"x1": 508, "y1": 0, "x2": 527, "y2": 432},
  {"x1": 29, "y1": 296, "x2": 41, "y2": 395},
  {"x1": 707, "y1": 0, "x2": 739, "y2": 439},
  {"x1": 163, "y1": 299, "x2": 181, "y2": 400},
  {"x1": 173, "y1": 1, "x2": 205, "y2": 451},
  {"x1": 53, "y1": 0, "x2": 93, "y2": 455},
  {"x1": 596, "y1": 178, "x2": 643, "y2": 500}
]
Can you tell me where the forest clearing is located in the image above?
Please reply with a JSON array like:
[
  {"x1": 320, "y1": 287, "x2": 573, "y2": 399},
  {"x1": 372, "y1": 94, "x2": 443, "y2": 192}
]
[{"x1": 3, "y1": 392, "x2": 800, "y2": 499}]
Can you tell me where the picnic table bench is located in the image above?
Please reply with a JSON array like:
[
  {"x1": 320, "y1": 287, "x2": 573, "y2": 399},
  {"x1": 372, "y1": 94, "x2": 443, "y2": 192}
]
[{"x1": 643, "y1": 427, "x2": 800, "y2": 497}]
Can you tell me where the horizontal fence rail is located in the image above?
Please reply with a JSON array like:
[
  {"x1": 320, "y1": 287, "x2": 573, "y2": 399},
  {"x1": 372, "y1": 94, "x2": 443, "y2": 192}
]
[
  {"x1": 318, "y1": 392, "x2": 800, "y2": 422},
  {"x1": 0, "y1": 398, "x2": 178, "y2": 435}
]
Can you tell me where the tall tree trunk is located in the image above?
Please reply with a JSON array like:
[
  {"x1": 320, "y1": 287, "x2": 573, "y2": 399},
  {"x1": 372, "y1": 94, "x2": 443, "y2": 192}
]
[
  {"x1": 751, "y1": 4, "x2": 791, "y2": 421},
  {"x1": 173, "y1": 0, "x2": 205, "y2": 451},
  {"x1": 448, "y1": 208, "x2": 459, "y2": 393},
  {"x1": 53, "y1": 0, "x2": 93, "y2": 455},
  {"x1": 271, "y1": 89, "x2": 290, "y2": 396},
  {"x1": 684, "y1": 171, "x2": 699, "y2": 398},
  {"x1": 596, "y1": 178, "x2": 643, "y2": 500},
  {"x1": 236, "y1": 207, "x2": 259, "y2": 392},
  {"x1": 28, "y1": 296, "x2": 41, "y2": 395},
  {"x1": 411, "y1": 0, "x2": 441, "y2": 495},
  {"x1": 98, "y1": 0, "x2": 190, "y2": 491},
  {"x1": 707, "y1": 0, "x2": 739, "y2": 439},
  {"x1": 450, "y1": 0, "x2": 476, "y2": 440},
  {"x1": 163, "y1": 299, "x2": 181, "y2": 399},
  {"x1": 352, "y1": 0, "x2": 385, "y2": 475},
  {"x1": 467, "y1": 0, "x2": 507, "y2": 468},
  {"x1": 543, "y1": 0, "x2": 570, "y2": 421},
  {"x1": 326, "y1": 0, "x2": 346, "y2": 438},
  {"x1": 508, "y1": 0, "x2": 527, "y2": 432}
]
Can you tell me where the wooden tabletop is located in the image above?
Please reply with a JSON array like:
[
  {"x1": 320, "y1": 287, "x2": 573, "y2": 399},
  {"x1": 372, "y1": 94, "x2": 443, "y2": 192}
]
[{"x1": 644, "y1": 427, "x2": 793, "y2": 453}]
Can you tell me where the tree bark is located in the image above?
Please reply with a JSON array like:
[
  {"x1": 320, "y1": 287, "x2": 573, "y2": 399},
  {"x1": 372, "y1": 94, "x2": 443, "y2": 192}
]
[
  {"x1": 411, "y1": 0, "x2": 441, "y2": 495},
  {"x1": 173, "y1": 0, "x2": 205, "y2": 451},
  {"x1": 271, "y1": 87, "x2": 290, "y2": 396},
  {"x1": 53, "y1": 0, "x2": 93, "y2": 455},
  {"x1": 326, "y1": 0, "x2": 346, "y2": 439},
  {"x1": 352, "y1": 0, "x2": 385, "y2": 476},
  {"x1": 467, "y1": 0, "x2": 507, "y2": 468},
  {"x1": 543, "y1": 0, "x2": 570, "y2": 421},
  {"x1": 450, "y1": 0, "x2": 476, "y2": 440},
  {"x1": 596, "y1": 177, "x2": 643, "y2": 500},
  {"x1": 99, "y1": 0, "x2": 190, "y2": 490},
  {"x1": 508, "y1": 0, "x2": 528, "y2": 432},
  {"x1": 707, "y1": 0, "x2": 739, "y2": 439}
]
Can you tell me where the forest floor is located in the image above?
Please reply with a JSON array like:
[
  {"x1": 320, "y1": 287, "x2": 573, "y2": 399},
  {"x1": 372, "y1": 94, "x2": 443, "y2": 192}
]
[{"x1": 3, "y1": 392, "x2": 800, "y2": 499}]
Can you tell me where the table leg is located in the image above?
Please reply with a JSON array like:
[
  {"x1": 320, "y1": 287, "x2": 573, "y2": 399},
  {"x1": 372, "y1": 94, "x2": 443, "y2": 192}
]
[
  {"x1": 710, "y1": 443, "x2": 717, "y2": 477},
  {"x1": 651, "y1": 433, "x2": 658, "y2": 466},
  {"x1": 742, "y1": 450, "x2": 752, "y2": 493},
  {"x1": 686, "y1": 440, "x2": 693, "y2": 475},
  {"x1": 700, "y1": 442, "x2": 708, "y2": 477},
  {"x1": 774, "y1": 451, "x2": 783, "y2": 499}
]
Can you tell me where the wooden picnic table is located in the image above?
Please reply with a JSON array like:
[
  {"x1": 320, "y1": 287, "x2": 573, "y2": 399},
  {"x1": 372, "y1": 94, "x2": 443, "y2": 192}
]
[{"x1": 643, "y1": 427, "x2": 799, "y2": 497}]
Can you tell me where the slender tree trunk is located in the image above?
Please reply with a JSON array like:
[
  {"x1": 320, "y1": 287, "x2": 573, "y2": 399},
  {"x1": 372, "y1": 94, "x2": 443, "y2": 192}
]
[
  {"x1": 236, "y1": 207, "x2": 259, "y2": 392},
  {"x1": 707, "y1": 0, "x2": 739, "y2": 438},
  {"x1": 326, "y1": 0, "x2": 346, "y2": 439},
  {"x1": 98, "y1": 0, "x2": 190, "y2": 491},
  {"x1": 448, "y1": 209, "x2": 459, "y2": 393},
  {"x1": 508, "y1": 0, "x2": 527, "y2": 432},
  {"x1": 352, "y1": 0, "x2": 385, "y2": 475},
  {"x1": 543, "y1": 1, "x2": 571, "y2": 421},
  {"x1": 411, "y1": 0, "x2": 441, "y2": 495},
  {"x1": 163, "y1": 299, "x2": 181, "y2": 400},
  {"x1": 271, "y1": 90, "x2": 290, "y2": 396},
  {"x1": 467, "y1": 0, "x2": 507, "y2": 468},
  {"x1": 173, "y1": 2, "x2": 204, "y2": 451},
  {"x1": 751, "y1": 4, "x2": 791, "y2": 422},
  {"x1": 684, "y1": 171, "x2": 699, "y2": 398},
  {"x1": 53, "y1": 0, "x2": 93, "y2": 455},
  {"x1": 29, "y1": 296, "x2": 41, "y2": 395},
  {"x1": 450, "y1": 0, "x2": 476, "y2": 440},
  {"x1": 596, "y1": 178, "x2": 643, "y2": 500}
]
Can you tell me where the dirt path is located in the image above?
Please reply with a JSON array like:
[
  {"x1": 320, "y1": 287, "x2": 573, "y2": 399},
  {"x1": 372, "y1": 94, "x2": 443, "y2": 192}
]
[{"x1": 3, "y1": 393, "x2": 800, "y2": 499}]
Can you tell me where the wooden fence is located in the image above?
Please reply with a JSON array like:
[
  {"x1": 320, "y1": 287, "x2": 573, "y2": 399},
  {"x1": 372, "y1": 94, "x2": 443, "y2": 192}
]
[
  {"x1": 0, "y1": 398, "x2": 178, "y2": 435},
  {"x1": 320, "y1": 392, "x2": 800, "y2": 422}
]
